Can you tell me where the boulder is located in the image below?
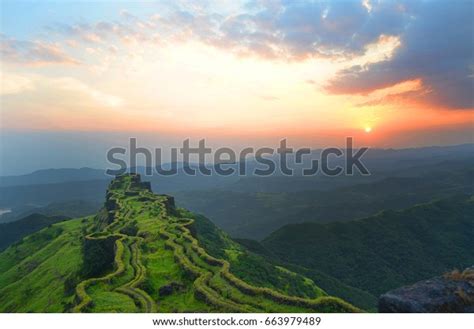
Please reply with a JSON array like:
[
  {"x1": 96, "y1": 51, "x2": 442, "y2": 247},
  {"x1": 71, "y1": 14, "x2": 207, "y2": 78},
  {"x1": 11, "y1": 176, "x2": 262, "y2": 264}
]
[{"x1": 379, "y1": 267, "x2": 474, "y2": 312}]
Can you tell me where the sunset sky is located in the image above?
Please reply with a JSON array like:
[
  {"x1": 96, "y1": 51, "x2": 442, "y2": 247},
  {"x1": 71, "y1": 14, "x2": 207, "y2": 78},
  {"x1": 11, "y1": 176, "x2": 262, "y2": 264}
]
[{"x1": 0, "y1": 0, "x2": 473, "y2": 174}]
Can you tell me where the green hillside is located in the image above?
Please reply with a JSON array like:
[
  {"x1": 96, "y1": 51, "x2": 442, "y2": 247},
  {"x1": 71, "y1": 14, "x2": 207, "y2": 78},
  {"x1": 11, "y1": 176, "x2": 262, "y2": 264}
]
[
  {"x1": 0, "y1": 174, "x2": 358, "y2": 313},
  {"x1": 0, "y1": 213, "x2": 69, "y2": 251},
  {"x1": 235, "y1": 238, "x2": 378, "y2": 311},
  {"x1": 262, "y1": 195, "x2": 474, "y2": 296}
]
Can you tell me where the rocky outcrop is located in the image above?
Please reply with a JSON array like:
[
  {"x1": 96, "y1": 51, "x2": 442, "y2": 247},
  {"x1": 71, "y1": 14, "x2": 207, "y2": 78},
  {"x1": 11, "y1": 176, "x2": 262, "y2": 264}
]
[
  {"x1": 379, "y1": 267, "x2": 474, "y2": 312},
  {"x1": 162, "y1": 195, "x2": 176, "y2": 214},
  {"x1": 129, "y1": 173, "x2": 152, "y2": 192},
  {"x1": 82, "y1": 235, "x2": 118, "y2": 278},
  {"x1": 105, "y1": 194, "x2": 118, "y2": 211}
]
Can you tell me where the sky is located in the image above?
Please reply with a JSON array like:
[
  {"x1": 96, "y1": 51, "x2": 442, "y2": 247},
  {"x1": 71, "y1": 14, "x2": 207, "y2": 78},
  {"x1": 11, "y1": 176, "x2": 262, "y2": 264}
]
[{"x1": 0, "y1": 0, "x2": 473, "y2": 174}]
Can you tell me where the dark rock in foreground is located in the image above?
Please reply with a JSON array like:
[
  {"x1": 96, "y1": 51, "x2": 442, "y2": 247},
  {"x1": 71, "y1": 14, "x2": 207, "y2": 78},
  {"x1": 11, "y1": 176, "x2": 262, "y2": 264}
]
[{"x1": 379, "y1": 268, "x2": 474, "y2": 312}]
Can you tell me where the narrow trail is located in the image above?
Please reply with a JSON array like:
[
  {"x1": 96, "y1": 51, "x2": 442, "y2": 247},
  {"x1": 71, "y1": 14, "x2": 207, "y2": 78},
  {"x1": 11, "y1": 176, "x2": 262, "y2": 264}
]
[
  {"x1": 160, "y1": 218, "x2": 358, "y2": 313},
  {"x1": 116, "y1": 241, "x2": 157, "y2": 312},
  {"x1": 73, "y1": 180, "x2": 156, "y2": 313}
]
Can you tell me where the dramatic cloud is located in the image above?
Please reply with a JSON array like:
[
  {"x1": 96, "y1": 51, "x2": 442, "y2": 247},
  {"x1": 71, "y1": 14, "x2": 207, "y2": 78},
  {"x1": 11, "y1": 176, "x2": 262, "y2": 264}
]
[
  {"x1": 44, "y1": 0, "x2": 411, "y2": 60},
  {"x1": 326, "y1": 1, "x2": 474, "y2": 109},
  {"x1": 203, "y1": 0, "x2": 412, "y2": 59},
  {"x1": 8, "y1": 0, "x2": 473, "y2": 109}
]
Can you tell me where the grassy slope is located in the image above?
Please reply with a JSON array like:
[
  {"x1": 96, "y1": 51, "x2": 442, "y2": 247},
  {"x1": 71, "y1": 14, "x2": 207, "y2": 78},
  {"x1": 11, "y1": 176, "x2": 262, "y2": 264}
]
[
  {"x1": 262, "y1": 195, "x2": 474, "y2": 296},
  {"x1": 0, "y1": 217, "x2": 89, "y2": 312},
  {"x1": 0, "y1": 213, "x2": 69, "y2": 250},
  {"x1": 190, "y1": 212, "x2": 326, "y2": 299},
  {"x1": 235, "y1": 238, "x2": 378, "y2": 311},
  {"x1": 0, "y1": 174, "x2": 358, "y2": 313}
]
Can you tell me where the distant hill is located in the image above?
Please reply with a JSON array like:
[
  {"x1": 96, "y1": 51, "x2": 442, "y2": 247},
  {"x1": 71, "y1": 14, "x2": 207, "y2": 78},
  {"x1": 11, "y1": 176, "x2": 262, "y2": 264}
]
[
  {"x1": 0, "y1": 179, "x2": 110, "y2": 208},
  {"x1": 261, "y1": 195, "x2": 474, "y2": 296},
  {"x1": 1, "y1": 144, "x2": 472, "y2": 209},
  {"x1": 2, "y1": 157, "x2": 471, "y2": 239},
  {"x1": 0, "y1": 200, "x2": 102, "y2": 224},
  {"x1": 0, "y1": 168, "x2": 107, "y2": 187},
  {"x1": 175, "y1": 159, "x2": 474, "y2": 239},
  {"x1": 0, "y1": 213, "x2": 69, "y2": 250}
]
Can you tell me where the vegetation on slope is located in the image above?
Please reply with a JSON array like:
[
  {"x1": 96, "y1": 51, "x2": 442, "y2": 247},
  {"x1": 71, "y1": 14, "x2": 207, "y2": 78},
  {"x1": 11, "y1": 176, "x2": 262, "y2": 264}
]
[
  {"x1": 235, "y1": 238, "x2": 378, "y2": 311},
  {"x1": 0, "y1": 174, "x2": 358, "y2": 313},
  {"x1": 0, "y1": 217, "x2": 89, "y2": 311},
  {"x1": 0, "y1": 213, "x2": 69, "y2": 250},
  {"x1": 190, "y1": 212, "x2": 325, "y2": 299},
  {"x1": 262, "y1": 195, "x2": 474, "y2": 296}
]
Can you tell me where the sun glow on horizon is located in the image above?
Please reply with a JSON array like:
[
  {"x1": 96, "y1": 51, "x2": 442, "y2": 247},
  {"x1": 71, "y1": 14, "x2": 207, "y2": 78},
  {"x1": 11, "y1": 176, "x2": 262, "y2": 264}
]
[{"x1": 0, "y1": 2, "x2": 472, "y2": 149}]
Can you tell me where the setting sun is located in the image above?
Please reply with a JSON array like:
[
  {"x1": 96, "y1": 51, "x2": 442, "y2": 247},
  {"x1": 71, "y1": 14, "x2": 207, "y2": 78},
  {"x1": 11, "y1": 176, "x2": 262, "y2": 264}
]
[{"x1": 365, "y1": 127, "x2": 372, "y2": 133}]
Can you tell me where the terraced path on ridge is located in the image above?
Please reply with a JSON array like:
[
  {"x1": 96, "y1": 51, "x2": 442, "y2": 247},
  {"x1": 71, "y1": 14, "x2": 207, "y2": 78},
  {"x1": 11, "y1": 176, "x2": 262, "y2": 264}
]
[{"x1": 72, "y1": 174, "x2": 358, "y2": 313}]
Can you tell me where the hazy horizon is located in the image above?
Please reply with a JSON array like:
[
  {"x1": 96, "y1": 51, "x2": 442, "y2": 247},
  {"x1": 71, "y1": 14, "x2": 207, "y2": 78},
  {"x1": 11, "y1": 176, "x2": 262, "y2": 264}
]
[{"x1": 0, "y1": 132, "x2": 472, "y2": 176}]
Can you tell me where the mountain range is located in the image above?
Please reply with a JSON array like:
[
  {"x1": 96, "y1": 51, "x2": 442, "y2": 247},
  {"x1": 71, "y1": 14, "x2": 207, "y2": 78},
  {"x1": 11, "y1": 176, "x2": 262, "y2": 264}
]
[{"x1": 0, "y1": 144, "x2": 473, "y2": 312}]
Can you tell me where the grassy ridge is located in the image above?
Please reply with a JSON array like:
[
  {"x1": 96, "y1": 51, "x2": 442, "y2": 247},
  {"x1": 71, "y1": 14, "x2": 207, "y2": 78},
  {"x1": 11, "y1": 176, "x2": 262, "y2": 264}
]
[{"x1": 0, "y1": 174, "x2": 359, "y2": 312}]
